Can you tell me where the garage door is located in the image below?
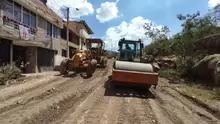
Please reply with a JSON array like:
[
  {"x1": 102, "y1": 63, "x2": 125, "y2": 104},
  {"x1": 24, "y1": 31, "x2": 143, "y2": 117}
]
[{"x1": 37, "y1": 47, "x2": 54, "y2": 72}]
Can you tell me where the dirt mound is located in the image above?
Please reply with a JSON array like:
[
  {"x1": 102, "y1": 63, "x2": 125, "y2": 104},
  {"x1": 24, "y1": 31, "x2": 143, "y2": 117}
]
[{"x1": 193, "y1": 54, "x2": 220, "y2": 83}]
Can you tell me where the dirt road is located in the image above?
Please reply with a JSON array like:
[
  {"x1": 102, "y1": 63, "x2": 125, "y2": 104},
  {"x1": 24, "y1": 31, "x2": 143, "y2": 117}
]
[{"x1": 0, "y1": 60, "x2": 220, "y2": 124}]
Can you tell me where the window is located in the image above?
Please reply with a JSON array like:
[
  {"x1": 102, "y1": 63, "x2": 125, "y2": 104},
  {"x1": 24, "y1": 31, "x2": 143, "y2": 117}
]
[
  {"x1": 14, "y1": 2, "x2": 21, "y2": 22},
  {"x1": 53, "y1": 26, "x2": 56, "y2": 38},
  {"x1": 23, "y1": 7, "x2": 30, "y2": 25},
  {"x1": 3, "y1": 0, "x2": 37, "y2": 30},
  {"x1": 53, "y1": 25, "x2": 60, "y2": 38},
  {"x1": 30, "y1": 12, "x2": 36, "y2": 28},
  {"x1": 4, "y1": 0, "x2": 13, "y2": 18},
  {"x1": 47, "y1": 22, "x2": 52, "y2": 36}
]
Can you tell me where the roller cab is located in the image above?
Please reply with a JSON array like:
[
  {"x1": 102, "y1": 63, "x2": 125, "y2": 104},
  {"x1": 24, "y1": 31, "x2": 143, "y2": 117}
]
[{"x1": 111, "y1": 38, "x2": 159, "y2": 89}]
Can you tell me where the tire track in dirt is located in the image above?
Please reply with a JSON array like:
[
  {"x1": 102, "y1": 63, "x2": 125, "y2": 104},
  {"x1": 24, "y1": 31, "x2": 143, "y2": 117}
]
[
  {"x1": 133, "y1": 98, "x2": 157, "y2": 124},
  {"x1": 149, "y1": 87, "x2": 220, "y2": 124},
  {"x1": 113, "y1": 90, "x2": 156, "y2": 124},
  {"x1": 0, "y1": 68, "x2": 107, "y2": 124},
  {"x1": 113, "y1": 98, "x2": 128, "y2": 124},
  {"x1": 58, "y1": 82, "x2": 109, "y2": 124},
  {"x1": 0, "y1": 75, "x2": 44, "y2": 91},
  {"x1": 20, "y1": 63, "x2": 113, "y2": 124},
  {"x1": 0, "y1": 75, "x2": 61, "y2": 101},
  {"x1": 0, "y1": 75, "x2": 79, "y2": 114},
  {"x1": 99, "y1": 97, "x2": 124, "y2": 124},
  {"x1": 115, "y1": 97, "x2": 145, "y2": 124},
  {"x1": 47, "y1": 66, "x2": 113, "y2": 124}
]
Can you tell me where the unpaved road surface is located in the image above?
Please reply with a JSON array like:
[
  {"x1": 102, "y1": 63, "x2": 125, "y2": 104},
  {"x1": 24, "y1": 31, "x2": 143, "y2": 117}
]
[{"x1": 0, "y1": 60, "x2": 220, "y2": 124}]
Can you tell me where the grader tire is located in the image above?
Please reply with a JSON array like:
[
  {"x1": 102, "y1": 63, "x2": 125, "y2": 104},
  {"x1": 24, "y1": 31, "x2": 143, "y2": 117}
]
[
  {"x1": 86, "y1": 59, "x2": 97, "y2": 77},
  {"x1": 60, "y1": 59, "x2": 69, "y2": 75}
]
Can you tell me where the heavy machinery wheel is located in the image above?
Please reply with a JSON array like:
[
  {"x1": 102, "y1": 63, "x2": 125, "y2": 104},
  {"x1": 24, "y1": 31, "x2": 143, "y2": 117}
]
[
  {"x1": 86, "y1": 59, "x2": 97, "y2": 77},
  {"x1": 60, "y1": 58, "x2": 70, "y2": 75}
]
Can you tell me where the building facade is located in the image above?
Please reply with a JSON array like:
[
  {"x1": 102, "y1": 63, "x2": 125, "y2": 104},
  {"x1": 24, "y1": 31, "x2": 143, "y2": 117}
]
[
  {"x1": 68, "y1": 21, "x2": 94, "y2": 50},
  {"x1": 0, "y1": 0, "x2": 94, "y2": 73},
  {"x1": 54, "y1": 20, "x2": 94, "y2": 70},
  {"x1": 0, "y1": 0, "x2": 64, "y2": 73}
]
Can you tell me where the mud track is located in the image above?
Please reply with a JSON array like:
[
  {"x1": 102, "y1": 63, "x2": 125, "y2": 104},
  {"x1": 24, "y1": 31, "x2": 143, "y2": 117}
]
[{"x1": 0, "y1": 60, "x2": 220, "y2": 124}]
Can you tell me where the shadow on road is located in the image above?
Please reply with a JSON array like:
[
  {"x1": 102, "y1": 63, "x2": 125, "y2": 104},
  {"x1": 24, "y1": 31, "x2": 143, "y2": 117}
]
[
  {"x1": 104, "y1": 76, "x2": 155, "y2": 99},
  {"x1": 54, "y1": 71, "x2": 94, "y2": 79},
  {"x1": 54, "y1": 72, "x2": 79, "y2": 78}
]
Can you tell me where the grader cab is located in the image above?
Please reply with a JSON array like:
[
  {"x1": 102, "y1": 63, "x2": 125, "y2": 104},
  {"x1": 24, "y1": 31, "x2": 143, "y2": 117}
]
[{"x1": 86, "y1": 38, "x2": 108, "y2": 67}]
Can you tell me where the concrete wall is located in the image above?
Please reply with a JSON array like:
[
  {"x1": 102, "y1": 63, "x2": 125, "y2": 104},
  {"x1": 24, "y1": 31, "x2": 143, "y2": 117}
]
[
  {"x1": 53, "y1": 38, "x2": 67, "y2": 70},
  {"x1": 54, "y1": 38, "x2": 67, "y2": 55}
]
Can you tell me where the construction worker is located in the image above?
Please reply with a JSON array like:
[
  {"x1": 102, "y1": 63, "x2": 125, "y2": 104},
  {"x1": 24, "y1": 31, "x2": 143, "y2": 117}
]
[{"x1": 125, "y1": 44, "x2": 131, "y2": 50}]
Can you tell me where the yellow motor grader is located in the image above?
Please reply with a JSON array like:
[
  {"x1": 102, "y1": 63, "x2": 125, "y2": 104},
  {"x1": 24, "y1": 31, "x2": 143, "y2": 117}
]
[{"x1": 59, "y1": 49, "x2": 97, "y2": 77}]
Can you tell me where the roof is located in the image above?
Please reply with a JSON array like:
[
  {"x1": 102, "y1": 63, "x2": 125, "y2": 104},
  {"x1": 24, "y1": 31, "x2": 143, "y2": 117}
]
[
  {"x1": 33, "y1": 0, "x2": 63, "y2": 23},
  {"x1": 86, "y1": 38, "x2": 103, "y2": 43},
  {"x1": 74, "y1": 20, "x2": 93, "y2": 34}
]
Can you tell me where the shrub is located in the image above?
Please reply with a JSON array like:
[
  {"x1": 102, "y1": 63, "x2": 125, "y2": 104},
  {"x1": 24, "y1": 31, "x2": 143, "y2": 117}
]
[
  {"x1": 176, "y1": 56, "x2": 195, "y2": 77},
  {"x1": 0, "y1": 63, "x2": 22, "y2": 85}
]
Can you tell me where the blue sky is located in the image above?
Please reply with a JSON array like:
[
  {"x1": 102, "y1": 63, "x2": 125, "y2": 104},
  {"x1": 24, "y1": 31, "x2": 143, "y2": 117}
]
[{"x1": 47, "y1": 0, "x2": 218, "y2": 51}]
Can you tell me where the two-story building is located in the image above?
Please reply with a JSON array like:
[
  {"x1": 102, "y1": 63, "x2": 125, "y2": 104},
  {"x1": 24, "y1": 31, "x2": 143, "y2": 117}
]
[
  {"x1": 0, "y1": 0, "x2": 94, "y2": 73},
  {"x1": 67, "y1": 20, "x2": 94, "y2": 50},
  {"x1": 53, "y1": 21, "x2": 81, "y2": 70},
  {"x1": 53, "y1": 20, "x2": 94, "y2": 70},
  {"x1": 0, "y1": 0, "x2": 64, "y2": 73}
]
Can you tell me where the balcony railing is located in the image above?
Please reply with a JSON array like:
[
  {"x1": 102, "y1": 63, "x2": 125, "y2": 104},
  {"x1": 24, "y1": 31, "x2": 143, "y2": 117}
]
[
  {"x1": 3, "y1": 15, "x2": 37, "y2": 35},
  {"x1": 2, "y1": 16, "x2": 53, "y2": 49}
]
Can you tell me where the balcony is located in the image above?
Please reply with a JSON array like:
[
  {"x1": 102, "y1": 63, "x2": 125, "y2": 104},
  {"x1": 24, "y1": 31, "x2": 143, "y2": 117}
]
[
  {"x1": 2, "y1": 16, "x2": 53, "y2": 49},
  {"x1": 3, "y1": 16, "x2": 37, "y2": 35}
]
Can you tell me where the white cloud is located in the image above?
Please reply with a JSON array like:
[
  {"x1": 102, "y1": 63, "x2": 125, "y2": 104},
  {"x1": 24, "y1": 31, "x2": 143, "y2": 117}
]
[
  {"x1": 96, "y1": 0, "x2": 120, "y2": 23},
  {"x1": 47, "y1": 0, "x2": 94, "y2": 19},
  {"x1": 208, "y1": 0, "x2": 220, "y2": 8},
  {"x1": 102, "y1": 16, "x2": 164, "y2": 51}
]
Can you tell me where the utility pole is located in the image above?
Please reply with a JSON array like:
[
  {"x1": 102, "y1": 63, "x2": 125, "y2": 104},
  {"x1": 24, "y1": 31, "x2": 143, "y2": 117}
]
[{"x1": 66, "y1": 7, "x2": 70, "y2": 58}]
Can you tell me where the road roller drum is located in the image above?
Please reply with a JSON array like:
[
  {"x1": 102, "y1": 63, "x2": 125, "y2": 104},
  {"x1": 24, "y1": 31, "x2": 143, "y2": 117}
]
[{"x1": 113, "y1": 61, "x2": 154, "y2": 73}]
